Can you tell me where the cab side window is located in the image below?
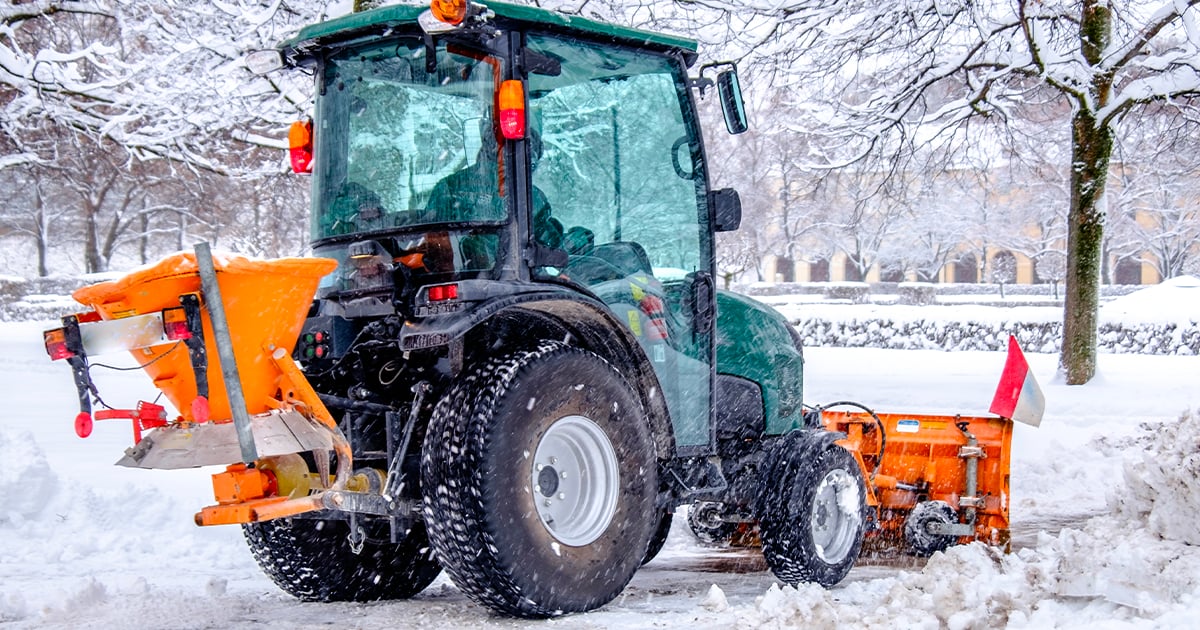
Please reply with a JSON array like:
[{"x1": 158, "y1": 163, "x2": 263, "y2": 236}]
[{"x1": 526, "y1": 34, "x2": 706, "y2": 285}]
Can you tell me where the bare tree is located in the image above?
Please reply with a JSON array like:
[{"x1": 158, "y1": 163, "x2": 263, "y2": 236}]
[
  {"x1": 1, "y1": 2, "x2": 323, "y2": 274},
  {"x1": 675, "y1": 0, "x2": 1200, "y2": 384}
]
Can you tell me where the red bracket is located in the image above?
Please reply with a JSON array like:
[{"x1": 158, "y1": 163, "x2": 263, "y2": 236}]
[{"x1": 88, "y1": 401, "x2": 170, "y2": 444}]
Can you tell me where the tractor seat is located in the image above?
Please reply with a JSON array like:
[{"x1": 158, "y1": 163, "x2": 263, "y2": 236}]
[{"x1": 590, "y1": 241, "x2": 652, "y2": 277}]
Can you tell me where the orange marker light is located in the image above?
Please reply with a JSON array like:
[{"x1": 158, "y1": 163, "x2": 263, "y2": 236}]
[
  {"x1": 431, "y1": 0, "x2": 469, "y2": 25},
  {"x1": 497, "y1": 80, "x2": 526, "y2": 140},
  {"x1": 288, "y1": 119, "x2": 313, "y2": 173}
]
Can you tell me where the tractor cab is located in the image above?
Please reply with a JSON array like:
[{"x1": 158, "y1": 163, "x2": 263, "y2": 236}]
[{"x1": 272, "y1": 1, "x2": 748, "y2": 450}]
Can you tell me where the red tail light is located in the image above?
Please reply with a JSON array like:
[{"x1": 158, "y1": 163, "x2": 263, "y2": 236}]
[
  {"x1": 497, "y1": 80, "x2": 526, "y2": 140},
  {"x1": 289, "y1": 119, "x2": 314, "y2": 173},
  {"x1": 428, "y1": 283, "x2": 459, "y2": 302},
  {"x1": 44, "y1": 328, "x2": 73, "y2": 360},
  {"x1": 162, "y1": 307, "x2": 192, "y2": 341}
]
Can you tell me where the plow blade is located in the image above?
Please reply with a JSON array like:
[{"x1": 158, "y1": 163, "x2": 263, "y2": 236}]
[
  {"x1": 822, "y1": 410, "x2": 1014, "y2": 552},
  {"x1": 117, "y1": 407, "x2": 335, "y2": 470}
]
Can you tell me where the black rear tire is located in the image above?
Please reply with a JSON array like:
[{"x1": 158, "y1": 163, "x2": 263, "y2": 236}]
[
  {"x1": 243, "y1": 517, "x2": 441, "y2": 602},
  {"x1": 757, "y1": 433, "x2": 866, "y2": 587},
  {"x1": 642, "y1": 508, "x2": 673, "y2": 564},
  {"x1": 421, "y1": 342, "x2": 658, "y2": 617}
]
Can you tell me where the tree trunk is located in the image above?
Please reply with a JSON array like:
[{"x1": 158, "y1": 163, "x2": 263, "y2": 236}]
[
  {"x1": 1061, "y1": 112, "x2": 1110, "y2": 385},
  {"x1": 84, "y1": 204, "x2": 103, "y2": 273},
  {"x1": 1060, "y1": 0, "x2": 1113, "y2": 386},
  {"x1": 139, "y1": 212, "x2": 150, "y2": 265},
  {"x1": 33, "y1": 186, "x2": 48, "y2": 277}
]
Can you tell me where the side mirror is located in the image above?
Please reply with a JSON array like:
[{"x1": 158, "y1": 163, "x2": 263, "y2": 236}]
[
  {"x1": 716, "y1": 70, "x2": 748, "y2": 135},
  {"x1": 711, "y1": 188, "x2": 741, "y2": 232}
]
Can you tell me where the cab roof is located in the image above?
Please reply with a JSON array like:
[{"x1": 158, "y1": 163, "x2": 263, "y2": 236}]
[{"x1": 282, "y1": 1, "x2": 699, "y2": 66}]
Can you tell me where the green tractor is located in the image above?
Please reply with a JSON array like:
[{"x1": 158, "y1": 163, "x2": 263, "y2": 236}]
[
  {"x1": 53, "y1": 0, "x2": 872, "y2": 618},
  {"x1": 250, "y1": 0, "x2": 860, "y2": 616},
  {"x1": 253, "y1": 0, "x2": 854, "y2": 612}
]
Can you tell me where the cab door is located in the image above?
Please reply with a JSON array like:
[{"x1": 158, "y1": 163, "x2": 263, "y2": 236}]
[{"x1": 526, "y1": 33, "x2": 715, "y2": 449}]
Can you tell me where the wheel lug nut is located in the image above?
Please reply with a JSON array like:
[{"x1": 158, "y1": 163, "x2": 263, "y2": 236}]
[
  {"x1": 558, "y1": 493, "x2": 565, "y2": 500},
  {"x1": 544, "y1": 499, "x2": 552, "y2": 507}
]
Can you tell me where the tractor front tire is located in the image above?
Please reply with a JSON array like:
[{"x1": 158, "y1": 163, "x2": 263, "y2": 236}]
[
  {"x1": 243, "y1": 517, "x2": 441, "y2": 602},
  {"x1": 421, "y1": 342, "x2": 658, "y2": 617},
  {"x1": 758, "y1": 434, "x2": 866, "y2": 587}
]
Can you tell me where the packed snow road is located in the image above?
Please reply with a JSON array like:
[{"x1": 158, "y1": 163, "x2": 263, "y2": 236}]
[{"x1": 3, "y1": 320, "x2": 1199, "y2": 628}]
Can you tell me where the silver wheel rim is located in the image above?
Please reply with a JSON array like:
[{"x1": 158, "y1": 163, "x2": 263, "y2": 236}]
[
  {"x1": 810, "y1": 468, "x2": 859, "y2": 563},
  {"x1": 531, "y1": 414, "x2": 620, "y2": 546}
]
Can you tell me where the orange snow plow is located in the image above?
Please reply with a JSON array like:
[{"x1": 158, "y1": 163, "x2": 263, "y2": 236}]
[
  {"x1": 42, "y1": 245, "x2": 351, "y2": 526},
  {"x1": 821, "y1": 406, "x2": 1014, "y2": 554}
]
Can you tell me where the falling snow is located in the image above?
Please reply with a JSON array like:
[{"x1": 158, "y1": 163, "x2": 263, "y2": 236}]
[{"x1": 2, "y1": 280, "x2": 1199, "y2": 628}]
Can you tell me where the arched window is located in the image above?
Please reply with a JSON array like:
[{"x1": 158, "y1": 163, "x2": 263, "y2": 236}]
[
  {"x1": 809, "y1": 259, "x2": 830, "y2": 282},
  {"x1": 1113, "y1": 257, "x2": 1142, "y2": 285},
  {"x1": 953, "y1": 255, "x2": 979, "y2": 283}
]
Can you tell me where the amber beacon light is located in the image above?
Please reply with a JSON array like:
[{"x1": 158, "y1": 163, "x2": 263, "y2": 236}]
[{"x1": 430, "y1": 0, "x2": 470, "y2": 25}]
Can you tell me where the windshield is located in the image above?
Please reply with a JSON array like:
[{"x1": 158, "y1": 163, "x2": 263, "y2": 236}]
[{"x1": 313, "y1": 38, "x2": 507, "y2": 241}]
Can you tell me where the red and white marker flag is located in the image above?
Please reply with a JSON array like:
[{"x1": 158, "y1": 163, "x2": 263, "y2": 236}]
[{"x1": 989, "y1": 335, "x2": 1045, "y2": 427}]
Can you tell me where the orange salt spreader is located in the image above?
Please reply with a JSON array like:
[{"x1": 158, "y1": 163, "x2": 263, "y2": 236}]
[{"x1": 42, "y1": 244, "x2": 349, "y2": 525}]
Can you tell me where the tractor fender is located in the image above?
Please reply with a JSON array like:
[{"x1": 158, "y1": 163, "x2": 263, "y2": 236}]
[
  {"x1": 394, "y1": 284, "x2": 584, "y2": 351},
  {"x1": 416, "y1": 289, "x2": 677, "y2": 461}
]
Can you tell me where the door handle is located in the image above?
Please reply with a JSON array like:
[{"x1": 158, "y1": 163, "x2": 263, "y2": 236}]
[{"x1": 693, "y1": 271, "x2": 715, "y2": 334}]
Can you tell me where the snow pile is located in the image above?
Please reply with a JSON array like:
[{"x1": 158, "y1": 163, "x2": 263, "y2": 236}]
[
  {"x1": 0, "y1": 294, "x2": 80, "y2": 322},
  {"x1": 792, "y1": 313, "x2": 1065, "y2": 353},
  {"x1": 763, "y1": 275, "x2": 1200, "y2": 355},
  {"x1": 0, "y1": 426, "x2": 251, "y2": 626},
  {"x1": 0, "y1": 429, "x2": 59, "y2": 524},
  {"x1": 1105, "y1": 276, "x2": 1200, "y2": 325},
  {"x1": 1112, "y1": 411, "x2": 1200, "y2": 545},
  {"x1": 727, "y1": 545, "x2": 1041, "y2": 629},
  {"x1": 0, "y1": 274, "x2": 26, "y2": 302}
]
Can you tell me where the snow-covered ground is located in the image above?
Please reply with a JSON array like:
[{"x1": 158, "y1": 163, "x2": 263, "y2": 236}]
[{"x1": 2, "y1": 282, "x2": 1199, "y2": 628}]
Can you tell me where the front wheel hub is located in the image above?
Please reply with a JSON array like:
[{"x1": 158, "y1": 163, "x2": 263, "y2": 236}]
[
  {"x1": 531, "y1": 414, "x2": 620, "y2": 546},
  {"x1": 810, "y1": 468, "x2": 859, "y2": 564}
]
